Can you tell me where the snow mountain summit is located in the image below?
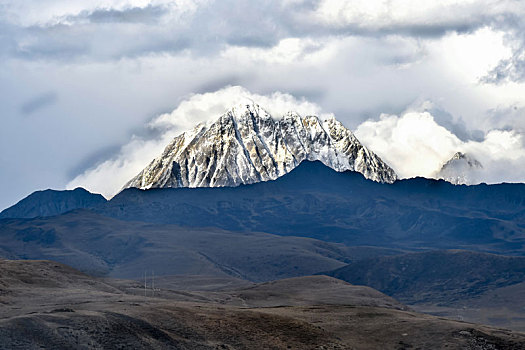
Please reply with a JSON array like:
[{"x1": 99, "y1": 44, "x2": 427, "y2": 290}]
[{"x1": 124, "y1": 102, "x2": 397, "y2": 190}]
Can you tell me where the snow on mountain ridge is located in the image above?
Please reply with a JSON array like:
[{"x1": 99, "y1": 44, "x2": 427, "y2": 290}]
[
  {"x1": 123, "y1": 102, "x2": 397, "y2": 190},
  {"x1": 436, "y1": 152, "x2": 484, "y2": 185}
]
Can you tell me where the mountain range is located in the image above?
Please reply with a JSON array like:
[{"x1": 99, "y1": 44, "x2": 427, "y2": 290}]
[
  {"x1": 102, "y1": 161, "x2": 525, "y2": 253},
  {"x1": 0, "y1": 187, "x2": 105, "y2": 219},
  {"x1": 3, "y1": 160, "x2": 525, "y2": 253},
  {"x1": 2, "y1": 103, "x2": 525, "y2": 345}
]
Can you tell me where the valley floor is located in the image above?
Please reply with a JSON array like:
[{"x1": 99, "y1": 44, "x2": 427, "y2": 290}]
[{"x1": 1, "y1": 260, "x2": 525, "y2": 350}]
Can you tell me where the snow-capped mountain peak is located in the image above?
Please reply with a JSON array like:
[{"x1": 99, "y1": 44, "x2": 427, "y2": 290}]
[
  {"x1": 123, "y1": 102, "x2": 397, "y2": 190},
  {"x1": 437, "y1": 152, "x2": 483, "y2": 185}
]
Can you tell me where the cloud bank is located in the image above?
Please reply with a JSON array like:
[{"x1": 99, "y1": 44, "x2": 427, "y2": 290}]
[
  {"x1": 2, "y1": 0, "x2": 525, "y2": 78},
  {"x1": 355, "y1": 108, "x2": 525, "y2": 184},
  {"x1": 68, "y1": 87, "x2": 525, "y2": 198}
]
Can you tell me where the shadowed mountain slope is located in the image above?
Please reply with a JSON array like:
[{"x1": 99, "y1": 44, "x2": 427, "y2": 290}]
[
  {"x1": 0, "y1": 188, "x2": 106, "y2": 219},
  {"x1": 323, "y1": 250, "x2": 525, "y2": 304},
  {"x1": 0, "y1": 210, "x2": 377, "y2": 281},
  {"x1": 102, "y1": 160, "x2": 525, "y2": 253},
  {"x1": 323, "y1": 250, "x2": 525, "y2": 331}
]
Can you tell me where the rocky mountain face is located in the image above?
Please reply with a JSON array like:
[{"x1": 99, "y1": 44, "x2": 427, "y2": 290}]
[
  {"x1": 437, "y1": 152, "x2": 483, "y2": 185},
  {"x1": 124, "y1": 103, "x2": 397, "y2": 190},
  {"x1": 0, "y1": 188, "x2": 106, "y2": 219}
]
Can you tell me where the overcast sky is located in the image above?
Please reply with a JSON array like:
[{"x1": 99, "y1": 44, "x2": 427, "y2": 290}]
[{"x1": 2, "y1": 0, "x2": 525, "y2": 210}]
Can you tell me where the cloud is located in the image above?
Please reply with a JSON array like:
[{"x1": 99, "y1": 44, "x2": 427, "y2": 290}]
[
  {"x1": 66, "y1": 135, "x2": 164, "y2": 199},
  {"x1": 69, "y1": 87, "x2": 525, "y2": 198},
  {"x1": 149, "y1": 85, "x2": 330, "y2": 131},
  {"x1": 80, "y1": 5, "x2": 169, "y2": 24},
  {"x1": 2, "y1": 0, "x2": 525, "y2": 63},
  {"x1": 355, "y1": 110, "x2": 525, "y2": 183},
  {"x1": 476, "y1": 3, "x2": 525, "y2": 84},
  {"x1": 482, "y1": 46, "x2": 525, "y2": 84},
  {"x1": 402, "y1": 100, "x2": 484, "y2": 142},
  {"x1": 485, "y1": 104, "x2": 525, "y2": 132},
  {"x1": 66, "y1": 86, "x2": 330, "y2": 198},
  {"x1": 355, "y1": 112, "x2": 462, "y2": 178},
  {"x1": 20, "y1": 91, "x2": 58, "y2": 115},
  {"x1": 306, "y1": 0, "x2": 525, "y2": 41},
  {"x1": 1, "y1": 1, "x2": 181, "y2": 26}
]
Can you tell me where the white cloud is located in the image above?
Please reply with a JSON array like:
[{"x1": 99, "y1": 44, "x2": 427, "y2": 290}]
[
  {"x1": 65, "y1": 136, "x2": 163, "y2": 199},
  {"x1": 221, "y1": 38, "x2": 332, "y2": 65},
  {"x1": 150, "y1": 85, "x2": 331, "y2": 131},
  {"x1": 435, "y1": 27, "x2": 511, "y2": 83},
  {"x1": 66, "y1": 86, "x2": 330, "y2": 198},
  {"x1": 313, "y1": 0, "x2": 522, "y2": 30},
  {"x1": 355, "y1": 110, "x2": 525, "y2": 184},
  {"x1": 355, "y1": 112, "x2": 461, "y2": 178}
]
